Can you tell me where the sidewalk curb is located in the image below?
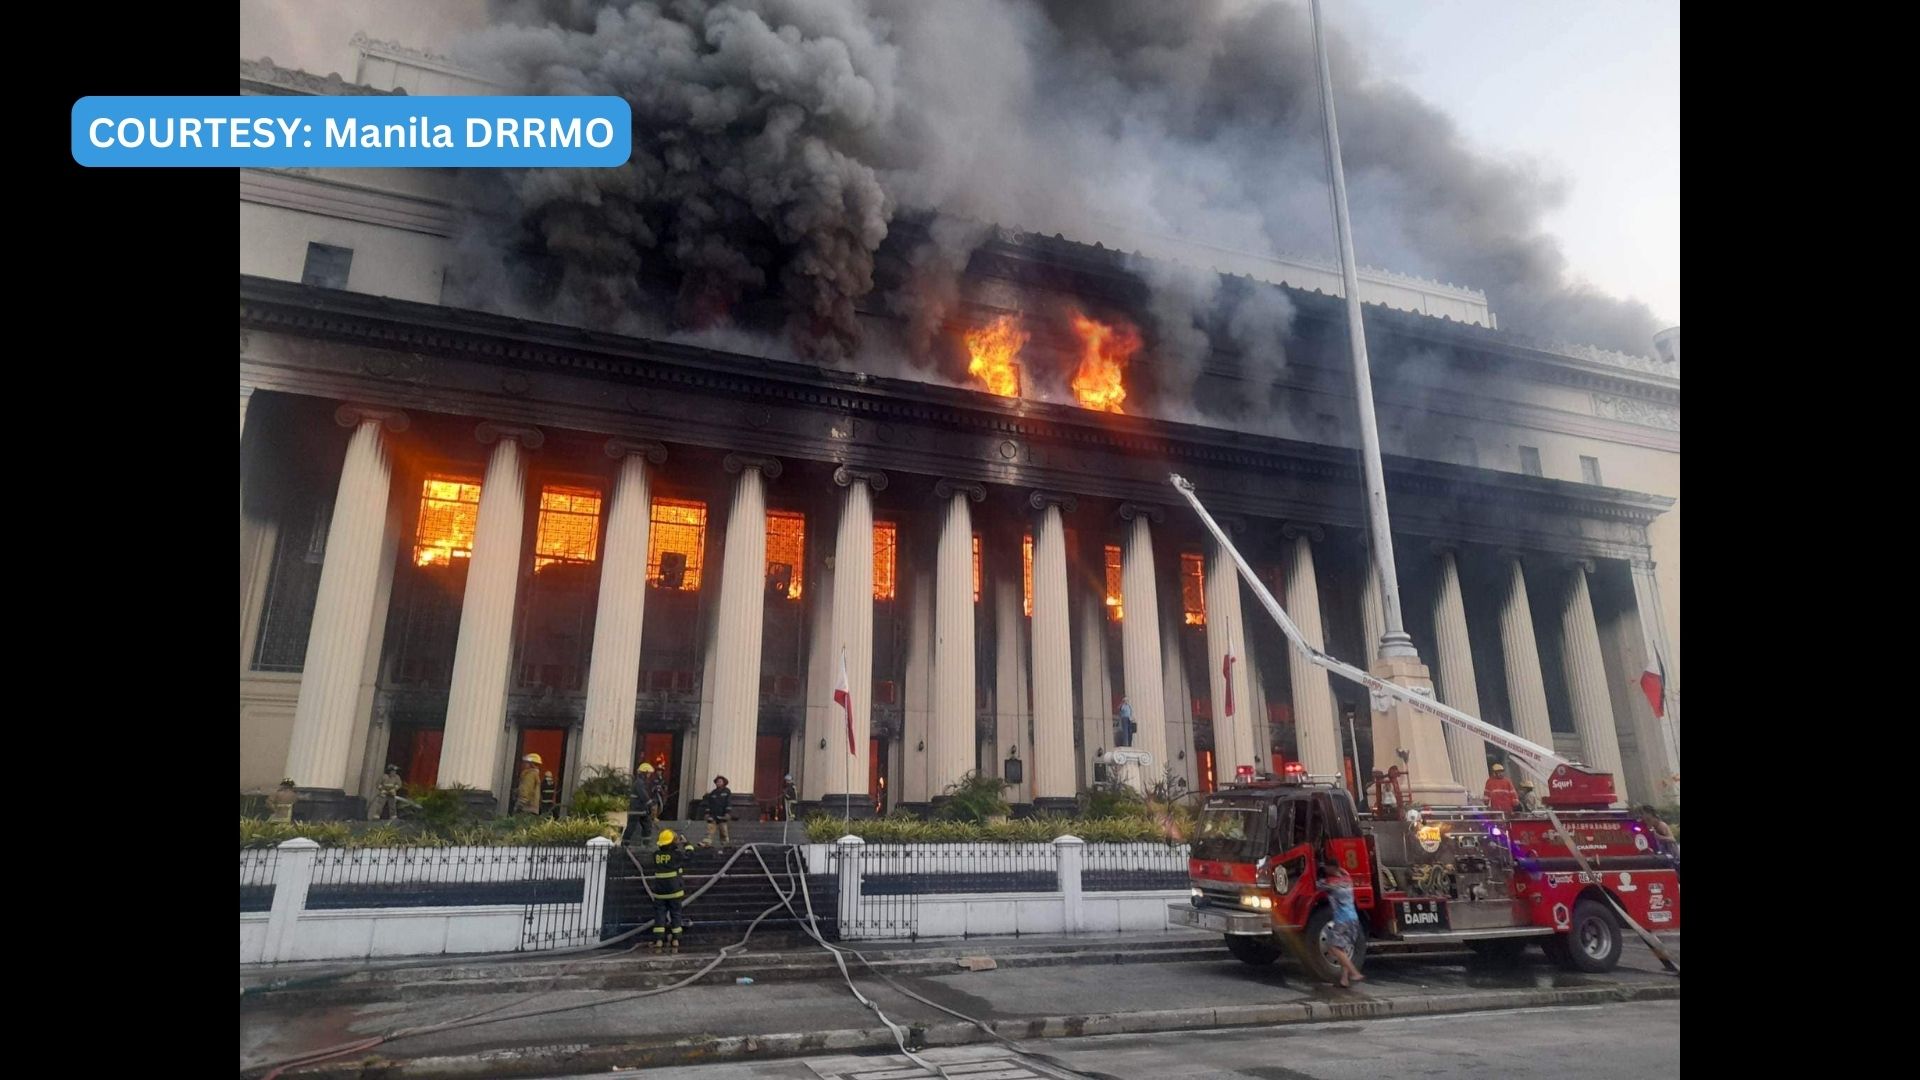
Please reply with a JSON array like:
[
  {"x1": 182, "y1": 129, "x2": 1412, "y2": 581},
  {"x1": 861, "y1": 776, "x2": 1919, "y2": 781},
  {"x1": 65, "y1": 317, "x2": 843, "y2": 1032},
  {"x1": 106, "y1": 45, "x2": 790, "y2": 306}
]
[{"x1": 267, "y1": 980, "x2": 1679, "y2": 1078}]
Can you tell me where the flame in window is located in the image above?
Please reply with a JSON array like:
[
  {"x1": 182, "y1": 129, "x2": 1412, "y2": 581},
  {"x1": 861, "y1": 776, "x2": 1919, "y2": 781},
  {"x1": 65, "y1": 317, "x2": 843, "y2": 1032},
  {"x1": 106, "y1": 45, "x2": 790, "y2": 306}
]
[
  {"x1": 1068, "y1": 310, "x2": 1138, "y2": 414},
  {"x1": 1181, "y1": 551, "x2": 1207, "y2": 626},
  {"x1": 647, "y1": 498, "x2": 707, "y2": 591},
  {"x1": 1022, "y1": 533, "x2": 1034, "y2": 617},
  {"x1": 766, "y1": 510, "x2": 805, "y2": 600},
  {"x1": 965, "y1": 314, "x2": 1026, "y2": 398},
  {"x1": 414, "y1": 476, "x2": 481, "y2": 566},
  {"x1": 534, "y1": 486, "x2": 602, "y2": 570},
  {"x1": 1104, "y1": 544, "x2": 1124, "y2": 621},
  {"x1": 873, "y1": 522, "x2": 898, "y2": 601},
  {"x1": 972, "y1": 535, "x2": 982, "y2": 604}
]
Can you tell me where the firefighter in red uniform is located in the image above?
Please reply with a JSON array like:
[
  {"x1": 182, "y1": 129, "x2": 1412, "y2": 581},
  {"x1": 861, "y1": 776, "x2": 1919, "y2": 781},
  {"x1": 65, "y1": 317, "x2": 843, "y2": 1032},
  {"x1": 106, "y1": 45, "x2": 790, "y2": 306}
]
[{"x1": 1482, "y1": 762, "x2": 1518, "y2": 812}]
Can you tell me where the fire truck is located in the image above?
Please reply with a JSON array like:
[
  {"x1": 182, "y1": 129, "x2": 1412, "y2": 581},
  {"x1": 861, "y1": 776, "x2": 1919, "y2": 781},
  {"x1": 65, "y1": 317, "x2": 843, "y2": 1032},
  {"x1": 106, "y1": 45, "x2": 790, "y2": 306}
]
[{"x1": 1163, "y1": 476, "x2": 1680, "y2": 984}]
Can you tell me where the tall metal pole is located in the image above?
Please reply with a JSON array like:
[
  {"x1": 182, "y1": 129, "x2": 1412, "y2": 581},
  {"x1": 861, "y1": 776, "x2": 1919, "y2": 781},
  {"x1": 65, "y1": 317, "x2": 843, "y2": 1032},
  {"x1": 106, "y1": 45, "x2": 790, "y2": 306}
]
[{"x1": 1311, "y1": 0, "x2": 1416, "y2": 660}]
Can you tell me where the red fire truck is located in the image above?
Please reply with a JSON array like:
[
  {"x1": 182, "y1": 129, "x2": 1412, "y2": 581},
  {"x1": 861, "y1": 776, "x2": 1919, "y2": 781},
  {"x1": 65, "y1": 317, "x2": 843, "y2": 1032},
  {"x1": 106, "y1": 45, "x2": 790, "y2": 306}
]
[
  {"x1": 1167, "y1": 762, "x2": 1680, "y2": 982},
  {"x1": 1163, "y1": 475, "x2": 1680, "y2": 983}
]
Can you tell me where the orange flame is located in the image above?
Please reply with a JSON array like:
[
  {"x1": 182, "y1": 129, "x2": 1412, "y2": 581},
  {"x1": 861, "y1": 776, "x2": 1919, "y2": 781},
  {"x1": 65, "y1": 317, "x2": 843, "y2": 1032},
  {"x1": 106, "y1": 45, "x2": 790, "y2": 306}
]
[
  {"x1": 965, "y1": 314, "x2": 1027, "y2": 398},
  {"x1": 1069, "y1": 311, "x2": 1137, "y2": 413}
]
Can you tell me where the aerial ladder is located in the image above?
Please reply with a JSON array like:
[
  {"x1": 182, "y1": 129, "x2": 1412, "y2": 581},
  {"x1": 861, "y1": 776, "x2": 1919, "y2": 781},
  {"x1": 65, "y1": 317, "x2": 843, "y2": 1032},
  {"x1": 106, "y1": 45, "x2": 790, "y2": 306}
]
[{"x1": 1169, "y1": 474, "x2": 1678, "y2": 974}]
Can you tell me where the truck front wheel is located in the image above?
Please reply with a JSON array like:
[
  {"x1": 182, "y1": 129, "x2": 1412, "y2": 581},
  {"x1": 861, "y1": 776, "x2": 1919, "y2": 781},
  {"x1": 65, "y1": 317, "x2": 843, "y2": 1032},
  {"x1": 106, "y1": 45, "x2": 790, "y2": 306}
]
[
  {"x1": 1224, "y1": 933, "x2": 1282, "y2": 965},
  {"x1": 1299, "y1": 907, "x2": 1366, "y2": 984},
  {"x1": 1548, "y1": 898, "x2": 1623, "y2": 973}
]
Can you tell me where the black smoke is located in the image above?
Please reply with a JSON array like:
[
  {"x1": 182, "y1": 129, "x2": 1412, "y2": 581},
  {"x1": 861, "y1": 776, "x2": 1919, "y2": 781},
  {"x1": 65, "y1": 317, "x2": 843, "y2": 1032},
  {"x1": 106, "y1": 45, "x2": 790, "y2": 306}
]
[{"x1": 453, "y1": 0, "x2": 1664, "y2": 365}]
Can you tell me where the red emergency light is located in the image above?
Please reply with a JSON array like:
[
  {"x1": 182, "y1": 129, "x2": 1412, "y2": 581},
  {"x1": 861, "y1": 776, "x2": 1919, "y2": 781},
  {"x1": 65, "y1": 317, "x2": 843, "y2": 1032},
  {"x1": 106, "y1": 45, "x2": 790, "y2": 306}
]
[
  {"x1": 1282, "y1": 761, "x2": 1306, "y2": 777},
  {"x1": 1235, "y1": 764, "x2": 1255, "y2": 782}
]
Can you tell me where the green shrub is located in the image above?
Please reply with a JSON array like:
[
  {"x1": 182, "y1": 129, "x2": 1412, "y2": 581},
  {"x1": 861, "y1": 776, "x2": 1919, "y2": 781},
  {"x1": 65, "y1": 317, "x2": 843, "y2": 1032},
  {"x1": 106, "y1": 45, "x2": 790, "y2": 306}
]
[
  {"x1": 933, "y1": 771, "x2": 1011, "y2": 823},
  {"x1": 1080, "y1": 785, "x2": 1148, "y2": 821},
  {"x1": 569, "y1": 793, "x2": 627, "y2": 818},
  {"x1": 407, "y1": 784, "x2": 484, "y2": 830},
  {"x1": 240, "y1": 819, "x2": 351, "y2": 848},
  {"x1": 573, "y1": 765, "x2": 632, "y2": 800},
  {"x1": 800, "y1": 810, "x2": 1184, "y2": 845},
  {"x1": 504, "y1": 816, "x2": 617, "y2": 845}
]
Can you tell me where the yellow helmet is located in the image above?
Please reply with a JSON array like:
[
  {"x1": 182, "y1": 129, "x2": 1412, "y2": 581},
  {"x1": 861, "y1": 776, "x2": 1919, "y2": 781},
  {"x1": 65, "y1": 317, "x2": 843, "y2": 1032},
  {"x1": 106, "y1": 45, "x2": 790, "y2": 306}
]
[
  {"x1": 1489, "y1": 762, "x2": 1504, "y2": 772},
  {"x1": 523, "y1": 753, "x2": 543, "y2": 765},
  {"x1": 657, "y1": 828, "x2": 676, "y2": 846},
  {"x1": 637, "y1": 763, "x2": 655, "y2": 774}
]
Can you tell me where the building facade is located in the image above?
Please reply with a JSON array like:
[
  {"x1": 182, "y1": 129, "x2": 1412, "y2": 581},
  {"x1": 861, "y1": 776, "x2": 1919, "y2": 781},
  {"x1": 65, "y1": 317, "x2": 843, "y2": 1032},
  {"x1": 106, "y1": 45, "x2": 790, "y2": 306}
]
[{"x1": 238, "y1": 6, "x2": 1680, "y2": 820}]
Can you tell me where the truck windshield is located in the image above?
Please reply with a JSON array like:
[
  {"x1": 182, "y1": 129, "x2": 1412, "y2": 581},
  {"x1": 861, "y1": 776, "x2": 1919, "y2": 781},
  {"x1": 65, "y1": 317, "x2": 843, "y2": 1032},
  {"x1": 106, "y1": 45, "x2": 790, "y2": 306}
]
[{"x1": 1190, "y1": 803, "x2": 1270, "y2": 863}]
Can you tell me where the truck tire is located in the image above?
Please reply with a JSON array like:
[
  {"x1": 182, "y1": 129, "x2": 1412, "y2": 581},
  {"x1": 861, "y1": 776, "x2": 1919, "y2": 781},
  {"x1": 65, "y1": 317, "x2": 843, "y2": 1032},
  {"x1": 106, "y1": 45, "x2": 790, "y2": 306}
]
[
  {"x1": 1224, "y1": 933, "x2": 1282, "y2": 966},
  {"x1": 1300, "y1": 907, "x2": 1366, "y2": 984},
  {"x1": 1550, "y1": 898, "x2": 1623, "y2": 973},
  {"x1": 1467, "y1": 938, "x2": 1528, "y2": 965}
]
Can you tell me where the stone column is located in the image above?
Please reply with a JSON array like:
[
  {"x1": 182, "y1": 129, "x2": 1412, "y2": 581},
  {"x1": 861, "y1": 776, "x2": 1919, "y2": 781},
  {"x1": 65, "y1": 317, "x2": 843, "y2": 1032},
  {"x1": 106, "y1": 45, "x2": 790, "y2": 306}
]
[
  {"x1": 1559, "y1": 560, "x2": 1628, "y2": 801},
  {"x1": 1497, "y1": 552, "x2": 1556, "y2": 751},
  {"x1": 1074, "y1": 543, "x2": 1112, "y2": 789},
  {"x1": 992, "y1": 525, "x2": 1034, "y2": 809},
  {"x1": 440, "y1": 422, "x2": 542, "y2": 804},
  {"x1": 1116, "y1": 505, "x2": 1169, "y2": 782},
  {"x1": 1360, "y1": 548, "x2": 1400, "y2": 763},
  {"x1": 705, "y1": 454, "x2": 782, "y2": 816},
  {"x1": 1429, "y1": 545, "x2": 1486, "y2": 792},
  {"x1": 799, "y1": 513, "x2": 836, "y2": 811},
  {"x1": 1204, "y1": 527, "x2": 1256, "y2": 782},
  {"x1": 1036, "y1": 491, "x2": 1082, "y2": 803},
  {"x1": 282, "y1": 405, "x2": 408, "y2": 816},
  {"x1": 821, "y1": 466, "x2": 885, "y2": 817},
  {"x1": 900, "y1": 518, "x2": 935, "y2": 810},
  {"x1": 1628, "y1": 557, "x2": 1680, "y2": 797},
  {"x1": 578, "y1": 439, "x2": 667, "y2": 774},
  {"x1": 1279, "y1": 525, "x2": 1341, "y2": 780},
  {"x1": 1028, "y1": 491, "x2": 1078, "y2": 811},
  {"x1": 1159, "y1": 578, "x2": 1198, "y2": 794},
  {"x1": 930, "y1": 481, "x2": 985, "y2": 806},
  {"x1": 240, "y1": 384, "x2": 253, "y2": 442}
]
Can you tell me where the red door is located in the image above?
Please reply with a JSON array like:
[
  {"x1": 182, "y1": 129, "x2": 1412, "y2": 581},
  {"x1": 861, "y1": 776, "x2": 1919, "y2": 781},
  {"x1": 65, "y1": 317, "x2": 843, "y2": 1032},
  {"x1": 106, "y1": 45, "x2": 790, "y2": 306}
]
[
  {"x1": 753, "y1": 734, "x2": 788, "y2": 821},
  {"x1": 515, "y1": 728, "x2": 568, "y2": 805},
  {"x1": 388, "y1": 727, "x2": 443, "y2": 790}
]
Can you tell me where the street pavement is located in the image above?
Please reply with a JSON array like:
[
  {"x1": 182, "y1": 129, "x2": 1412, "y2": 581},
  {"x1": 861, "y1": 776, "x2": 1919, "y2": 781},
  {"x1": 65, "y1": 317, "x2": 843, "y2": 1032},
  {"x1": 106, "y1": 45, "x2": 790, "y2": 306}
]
[
  {"x1": 543, "y1": 1000, "x2": 1681, "y2": 1079},
  {"x1": 240, "y1": 933, "x2": 1677, "y2": 1076}
]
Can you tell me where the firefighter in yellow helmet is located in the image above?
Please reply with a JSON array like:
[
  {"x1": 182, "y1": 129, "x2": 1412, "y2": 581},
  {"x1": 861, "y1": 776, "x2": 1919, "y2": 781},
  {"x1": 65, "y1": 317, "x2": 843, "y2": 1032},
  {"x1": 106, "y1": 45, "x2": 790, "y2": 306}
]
[
  {"x1": 649, "y1": 828, "x2": 696, "y2": 951},
  {"x1": 622, "y1": 762, "x2": 664, "y2": 845},
  {"x1": 513, "y1": 753, "x2": 543, "y2": 815}
]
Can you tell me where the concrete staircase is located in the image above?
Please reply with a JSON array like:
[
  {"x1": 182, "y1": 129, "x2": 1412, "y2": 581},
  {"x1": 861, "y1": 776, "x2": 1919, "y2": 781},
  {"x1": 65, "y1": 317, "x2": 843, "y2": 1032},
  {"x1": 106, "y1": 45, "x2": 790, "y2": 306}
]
[{"x1": 601, "y1": 822, "x2": 834, "y2": 952}]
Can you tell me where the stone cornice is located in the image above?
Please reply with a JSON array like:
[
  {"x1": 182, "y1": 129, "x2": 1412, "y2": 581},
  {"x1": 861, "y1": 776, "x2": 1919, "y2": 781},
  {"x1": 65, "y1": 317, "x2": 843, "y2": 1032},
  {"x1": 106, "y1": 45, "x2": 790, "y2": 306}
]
[{"x1": 240, "y1": 277, "x2": 1674, "y2": 536}]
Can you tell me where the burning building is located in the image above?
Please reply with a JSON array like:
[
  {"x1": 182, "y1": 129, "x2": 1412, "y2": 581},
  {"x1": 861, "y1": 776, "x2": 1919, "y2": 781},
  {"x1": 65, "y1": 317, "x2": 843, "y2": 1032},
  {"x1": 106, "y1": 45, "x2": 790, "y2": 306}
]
[{"x1": 238, "y1": 4, "x2": 1679, "y2": 820}]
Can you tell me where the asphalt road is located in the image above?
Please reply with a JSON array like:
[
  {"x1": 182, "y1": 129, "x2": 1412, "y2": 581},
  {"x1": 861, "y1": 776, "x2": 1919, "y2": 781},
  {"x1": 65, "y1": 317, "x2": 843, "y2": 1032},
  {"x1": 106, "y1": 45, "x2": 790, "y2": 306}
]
[{"x1": 549, "y1": 999, "x2": 1680, "y2": 1080}]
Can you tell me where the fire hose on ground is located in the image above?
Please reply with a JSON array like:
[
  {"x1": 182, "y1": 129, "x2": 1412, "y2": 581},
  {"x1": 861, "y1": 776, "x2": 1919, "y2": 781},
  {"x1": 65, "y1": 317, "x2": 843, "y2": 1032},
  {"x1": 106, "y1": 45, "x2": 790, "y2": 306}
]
[{"x1": 242, "y1": 841, "x2": 1121, "y2": 1080}]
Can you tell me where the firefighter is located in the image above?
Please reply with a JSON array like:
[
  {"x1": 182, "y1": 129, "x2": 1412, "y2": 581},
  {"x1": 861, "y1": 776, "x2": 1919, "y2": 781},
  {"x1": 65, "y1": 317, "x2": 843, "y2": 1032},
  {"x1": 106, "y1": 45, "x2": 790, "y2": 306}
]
[
  {"x1": 540, "y1": 770, "x2": 559, "y2": 818},
  {"x1": 513, "y1": 753, "x2": 543, "y2": 815},
  {"x1": 781, "y1": 774, "x2": 798, "y2": 820},
  {"x1": 1516, "y1": 779, "x2": 1541, "y2": 813},
  {"x1": 648, "y1": 828, "x2": 695, "y2": 951},
  {"x1": 269, "y1": 778, "x2": 298, "y2": 823},
  {"x1": 1482, "y1": 762, "x2": 1519, "y2": 812},
  {"x1": 699, "y1": 776, "x2": 734, "y2": 851},
  {"x1": 369, "y1": 764, "x2": 403, "y2": 820},
  {"x1": 623, "y1": 763, "x2": 662, "y2": 846}
]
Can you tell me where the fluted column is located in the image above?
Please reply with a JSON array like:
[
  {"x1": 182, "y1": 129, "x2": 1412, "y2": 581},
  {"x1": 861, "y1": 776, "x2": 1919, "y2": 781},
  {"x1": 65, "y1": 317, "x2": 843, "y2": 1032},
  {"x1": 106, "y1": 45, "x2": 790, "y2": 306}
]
[
  {"x1": 1430, "y1": 546, "x2": 1485, "y2": 792},
  {"x1": 1028, "y1": 491, "x2": 1078, "y2": 809},
  {"x1": 1117, "y1": 505, "x2": 1168, "y2": 780},
  {"x1": 1280, "y1": 525, "x2": 1340, "y2": 779},
  {"x1": 283, "y1": 405, "x2": 408, "y2": 806},
  {"x1": 991, "y1": 527, "x2": 1033, "y2": 806},
  {"x1": 1360, "y1": 548, "x2": 1399, "y2": 767},
  {"x1": 1497, "y1": 553, "x2": 1555, "y2": 750},
  {"x1": 705, "y1": 455, "x2": 782, "y2": 813},
  {"x1": 1204, "y1": 527, "x2": 1256, "y2": 782},
  {"x1": 578, "y1": 440, "x2": 668, "y2": 773},
  {"x1": 822, "y1": 466, "x2": 884, "y2": 815},
  {"x1": 1158, "y1": 561, "x2": 1197, "y2": 793},
  {"x1": 240, "y1": 385, "x2": 253, "y2": 441},
  {"x1": 1559, "y1": 560, "x2": 1628, "y2": 802},
  {"x1": 440, "y1": 423, "x2": 542, "y2": 799},
  {"x1": 901, "y1": 521, "x2": 934, "y2": 807},
  {"x1": 931, "y1": 481, "x2": 984, "y2": 803},
  {"x1": 1074, "y1": 539, "x2": 1111, "y2": 788}
]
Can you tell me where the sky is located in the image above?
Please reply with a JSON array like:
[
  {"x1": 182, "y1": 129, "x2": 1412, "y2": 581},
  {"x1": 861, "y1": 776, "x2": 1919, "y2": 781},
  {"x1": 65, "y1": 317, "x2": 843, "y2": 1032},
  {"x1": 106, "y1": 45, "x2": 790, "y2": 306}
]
[{"x1": 1330, "y1": 1, "x2": 1680, "y2": 327}]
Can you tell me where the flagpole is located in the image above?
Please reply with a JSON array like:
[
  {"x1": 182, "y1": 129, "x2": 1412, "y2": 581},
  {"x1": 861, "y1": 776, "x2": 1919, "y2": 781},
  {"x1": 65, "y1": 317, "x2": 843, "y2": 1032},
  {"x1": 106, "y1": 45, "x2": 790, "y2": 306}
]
[{"x1": 842, "y1": 645, "x2": 851, "y2": 825}]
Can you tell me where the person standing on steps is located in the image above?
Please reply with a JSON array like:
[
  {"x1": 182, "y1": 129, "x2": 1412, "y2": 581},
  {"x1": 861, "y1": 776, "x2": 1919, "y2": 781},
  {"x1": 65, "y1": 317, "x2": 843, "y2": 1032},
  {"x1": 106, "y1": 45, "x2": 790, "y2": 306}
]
[
  {"x1": 623, "y1": 762, "x2": 662, "y2": 846},
  {"x1": 648, "y1": 828, "x2": 695, "y2": 952},
  {"x1": 699, "y1": 775, "x2": 734, "y2": 851}
]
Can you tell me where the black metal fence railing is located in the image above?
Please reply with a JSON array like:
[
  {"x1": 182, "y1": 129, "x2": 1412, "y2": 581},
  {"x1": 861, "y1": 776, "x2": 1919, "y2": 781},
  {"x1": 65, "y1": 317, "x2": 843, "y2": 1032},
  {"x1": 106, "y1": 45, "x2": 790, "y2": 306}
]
[
  {"x1": 240, "y1": 849, "x2": 278, "y2": 913},
  {"x1": 1081, "y1": 842, "x2": 1191, "y2": 892}
]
